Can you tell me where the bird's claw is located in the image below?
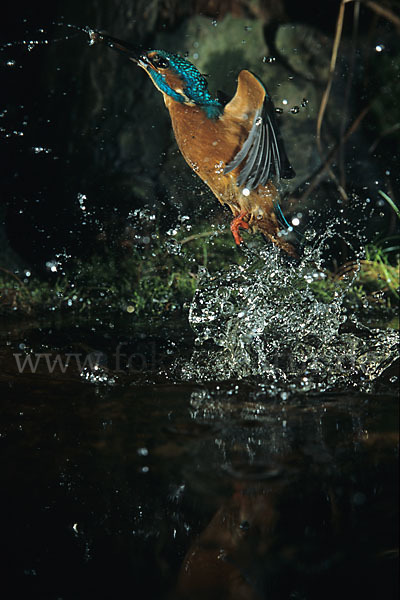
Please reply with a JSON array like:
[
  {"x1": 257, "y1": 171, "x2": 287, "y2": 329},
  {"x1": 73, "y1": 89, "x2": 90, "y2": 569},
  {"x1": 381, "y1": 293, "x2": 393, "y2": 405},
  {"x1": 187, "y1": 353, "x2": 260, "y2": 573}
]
[{"x1": 231, "y1": 211, "x2": 250, "y2": 245}]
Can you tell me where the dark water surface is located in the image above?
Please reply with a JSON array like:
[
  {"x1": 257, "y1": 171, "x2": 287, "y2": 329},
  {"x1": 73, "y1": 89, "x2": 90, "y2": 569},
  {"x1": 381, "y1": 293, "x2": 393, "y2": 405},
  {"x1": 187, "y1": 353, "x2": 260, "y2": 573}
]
[{"x1": 0, "y1": 319, "x2": 398, "y2": 600}]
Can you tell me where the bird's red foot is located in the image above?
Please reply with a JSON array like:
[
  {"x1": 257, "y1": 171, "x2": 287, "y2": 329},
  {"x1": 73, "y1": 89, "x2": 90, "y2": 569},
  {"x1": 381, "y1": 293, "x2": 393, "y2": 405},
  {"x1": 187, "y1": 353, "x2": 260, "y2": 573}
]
[{"x1": 230, "y1": 210, "x2": 250, "y2": 245}]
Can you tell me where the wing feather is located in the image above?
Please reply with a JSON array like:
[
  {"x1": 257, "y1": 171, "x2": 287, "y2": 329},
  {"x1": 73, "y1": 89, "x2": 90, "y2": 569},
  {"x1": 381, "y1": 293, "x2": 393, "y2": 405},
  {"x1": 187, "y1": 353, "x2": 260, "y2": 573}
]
[
  {"x1": 236, "y1": 110, "x2": 263, "y2": 186},
  {"x1": 246, "y1": 119, "x2": 265, "y2": 189},
  {"x1": 223, "y1": 70, "x2": 295, "y2": 190}
]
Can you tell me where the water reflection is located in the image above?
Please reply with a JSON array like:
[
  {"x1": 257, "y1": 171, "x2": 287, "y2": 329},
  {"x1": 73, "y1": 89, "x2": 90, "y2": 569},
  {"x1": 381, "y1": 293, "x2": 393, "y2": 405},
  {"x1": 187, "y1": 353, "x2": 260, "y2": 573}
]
[
  {"x1": 175, "y1": 387, "x2": 398, "y2": 599},
  {"x1": 0, "y1": 358, "x2": 397, "y2": 599}
]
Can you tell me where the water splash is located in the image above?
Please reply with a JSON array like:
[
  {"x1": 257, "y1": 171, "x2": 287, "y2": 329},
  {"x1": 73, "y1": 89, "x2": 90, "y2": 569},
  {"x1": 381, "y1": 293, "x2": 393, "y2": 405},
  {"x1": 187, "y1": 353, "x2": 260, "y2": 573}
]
[{"x1": 181, "y1": 239, "x2": 398, "y2": 391}]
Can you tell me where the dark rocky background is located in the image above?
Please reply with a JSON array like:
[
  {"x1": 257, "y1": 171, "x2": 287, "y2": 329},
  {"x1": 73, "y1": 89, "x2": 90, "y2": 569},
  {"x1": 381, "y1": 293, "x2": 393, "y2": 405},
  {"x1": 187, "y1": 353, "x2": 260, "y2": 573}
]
[{"x1": 1, "y1": 0, "x2": 399, "y2": 271}]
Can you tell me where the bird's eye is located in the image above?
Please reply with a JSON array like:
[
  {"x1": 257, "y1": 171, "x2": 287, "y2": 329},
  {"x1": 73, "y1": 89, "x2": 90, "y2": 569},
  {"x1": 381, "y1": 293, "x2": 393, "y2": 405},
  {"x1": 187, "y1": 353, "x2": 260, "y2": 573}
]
[{"x1": 151, "y1": 54, "x2": 169, "y2": 69}]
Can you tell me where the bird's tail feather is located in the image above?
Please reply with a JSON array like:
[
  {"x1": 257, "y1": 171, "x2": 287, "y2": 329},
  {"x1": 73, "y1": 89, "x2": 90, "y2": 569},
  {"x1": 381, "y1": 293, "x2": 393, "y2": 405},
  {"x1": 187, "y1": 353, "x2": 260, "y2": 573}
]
[{"x1": 255, "y1": 217, "x2": 299, "y2": 259}]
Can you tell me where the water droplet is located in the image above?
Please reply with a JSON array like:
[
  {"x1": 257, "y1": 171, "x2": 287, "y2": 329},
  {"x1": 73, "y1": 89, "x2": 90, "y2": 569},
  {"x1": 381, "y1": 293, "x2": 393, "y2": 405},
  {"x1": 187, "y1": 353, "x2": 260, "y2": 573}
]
[
  {"x1": 304, "y1": 229, "x2": 316, "y2": 240},
  {"x1": 33, "y1": 146, "x2": 52, "y2": 154}
]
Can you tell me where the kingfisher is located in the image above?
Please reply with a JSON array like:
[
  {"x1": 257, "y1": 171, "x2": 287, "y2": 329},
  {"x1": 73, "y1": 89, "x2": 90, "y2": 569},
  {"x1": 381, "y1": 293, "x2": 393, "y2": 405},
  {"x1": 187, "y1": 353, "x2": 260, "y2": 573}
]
[{"x1": 89, "y1": 31, "x2": 297, "y2": 257}]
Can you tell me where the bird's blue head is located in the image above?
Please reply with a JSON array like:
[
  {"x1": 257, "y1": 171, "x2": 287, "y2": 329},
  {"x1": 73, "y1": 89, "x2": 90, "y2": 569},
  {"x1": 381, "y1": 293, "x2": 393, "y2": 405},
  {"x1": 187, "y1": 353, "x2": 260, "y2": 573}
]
[
  {"x1": 137, "y1": 50, "x2": 222, "y2": 118},
  {"x1": 89, "y1": 32, "x2": 223, "y2": 118}
]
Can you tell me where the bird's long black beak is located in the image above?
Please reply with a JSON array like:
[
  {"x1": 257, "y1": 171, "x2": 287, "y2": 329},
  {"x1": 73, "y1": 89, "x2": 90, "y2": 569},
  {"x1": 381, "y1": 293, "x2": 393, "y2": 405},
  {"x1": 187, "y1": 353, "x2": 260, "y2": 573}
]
[{"x1": 88, "y1": 29, "x2": 145, "y2": 65}]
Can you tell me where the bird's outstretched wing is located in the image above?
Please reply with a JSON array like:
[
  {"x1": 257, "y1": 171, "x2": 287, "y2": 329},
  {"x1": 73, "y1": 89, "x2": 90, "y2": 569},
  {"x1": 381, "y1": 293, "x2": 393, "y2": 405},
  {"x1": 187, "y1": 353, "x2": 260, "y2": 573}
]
[{"x1": 223, "y1": 70, "x2": 295, "y2": 190}]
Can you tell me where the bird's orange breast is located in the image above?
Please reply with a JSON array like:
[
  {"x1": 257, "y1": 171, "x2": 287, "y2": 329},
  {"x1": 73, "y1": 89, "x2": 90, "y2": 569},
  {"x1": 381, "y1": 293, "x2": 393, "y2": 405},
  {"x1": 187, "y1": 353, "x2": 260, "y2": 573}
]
[{"x1": 163, "y1": 96, "x2": 249, "y2": 204}]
